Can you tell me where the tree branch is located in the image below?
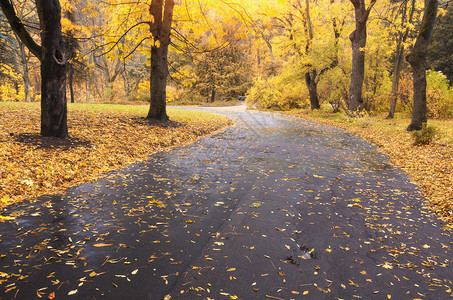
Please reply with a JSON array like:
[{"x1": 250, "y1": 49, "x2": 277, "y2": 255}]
[{"x1": 0, "y1": 0, "x2": 42, "y2": 60}]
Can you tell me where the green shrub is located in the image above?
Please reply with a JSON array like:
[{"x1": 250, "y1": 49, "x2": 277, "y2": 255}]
[{"x1": 412, "y1": 123, "x2": 438, "y2": 145}]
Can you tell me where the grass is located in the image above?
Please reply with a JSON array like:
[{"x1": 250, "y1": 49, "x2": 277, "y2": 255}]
[
  {"x1": 288, "y1": 108, "x2": 453, "y2": 225},
  {"x1": 168, "y1": 99, "x2": 240, "y2": 107},
  {"x1": 0, "y1": 102, "x2": 233, "y2": 211}
]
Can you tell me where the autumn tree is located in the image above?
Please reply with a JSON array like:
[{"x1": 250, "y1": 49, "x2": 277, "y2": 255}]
[
  {"x1": 348, "y1": 0, "x2": 377, "y2": 113},
  {"x1": 0, "y1": 0, "x2": 68, "y2": 137},
  {"x1": 192, "y1": 42, "x2": 252, "y2": 103},
  {"x1": 427, "y1": 4, "x2": 453, "y2": 84},
  {"x1": 0, "y1": 11, "x2": 17, "y2": 79},
  {"x1": 146, "y1": 0, "x2": 175, "y2": 120},
  {"x1": 386, "y1": 0, "x2": 417, "y2": 119},
  {"x1": 62, "y1": 0, "x2": 81, "y2": 103},
  {"x1": 406, "y1": 0, "x2": 439, "y2": 131}
]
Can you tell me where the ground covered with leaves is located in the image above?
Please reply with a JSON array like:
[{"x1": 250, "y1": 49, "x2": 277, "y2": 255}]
[
  {"x1": 0, "y1": 102, "x2": 232, "y2": 211},
  {"x1": 289, "y1": 109, "x2": 453, "y2": 224}
]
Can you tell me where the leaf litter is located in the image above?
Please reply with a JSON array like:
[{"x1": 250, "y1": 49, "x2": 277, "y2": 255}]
[{"x1": 0, "y1": 104, "x2": 232, "y2": 211}]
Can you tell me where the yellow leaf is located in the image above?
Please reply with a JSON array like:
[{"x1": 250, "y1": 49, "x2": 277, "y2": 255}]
[
  {"x1": 93, "y1": 243, "x2": 113, "y2": 247},
  {"x1": 227, "y1": 268, "x2": 236, "y2": 272},
  {"x1": 303, "y1": 291, "x2": 309, "y2": 295},
  {"x1": 0, "y1": 215, "x2": 15, "y2": 222}
]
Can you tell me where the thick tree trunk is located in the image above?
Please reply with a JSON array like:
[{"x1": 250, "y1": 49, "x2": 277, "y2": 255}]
[
  {"x1": 305, "y1": 71, "x2": 320, "y2": 110},
  {"x1": 36, "y1": 0, "x2": 68, "y2": 137},
  {"x1": 147, "y1": 0, "x2": 175, "y2": 121},
  {"x1": 349, "y1": 8, "x2": 367, "y2": 112},
  {"x1": 406, "y1": 0, "x2": 438, "y2": 131},
  {"x1": 148, "y1": 45, "x2": 169, "y2": 120},
  {"x1": 348, "y1": 0, "x2": 377, "y2": 114}
]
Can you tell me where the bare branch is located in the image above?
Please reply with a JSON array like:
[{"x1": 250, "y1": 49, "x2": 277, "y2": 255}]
[{"x1": 0, "y1": 0, "x2": 42, "y2": 59}]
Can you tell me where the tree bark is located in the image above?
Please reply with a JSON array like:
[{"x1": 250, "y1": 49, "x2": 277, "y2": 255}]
[
  {"x1": 147, "y1": 0, "x2": 175, "y2": 121},
  {"x1": 348, "y1": 0, "x2": 377, "y2": 114},
  {"x1": 1, "y1": 0, "x2": 68, "y2": 137},
  {"x1": 36, "y1": 0, "x2": 68, "y2": 137},
  {"x1": 406, "y1": 0, "x2": 438, "y2": 131},
  {"x1": 305, "y1": 71, "x2": 320, "y2": 110}
]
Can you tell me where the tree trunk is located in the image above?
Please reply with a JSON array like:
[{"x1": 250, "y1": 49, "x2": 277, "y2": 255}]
[
  {"x1": 303, "y1": 0, "x2": 320, "y2": 110},
  {"x1": 148, "y1": 44, "x2": 169, "y2": 120},
  {"x1": 36, "y1": 0, "x2": 68, "y2": 137},
  {"x1": 147, "y1": 0, "x2": 175, "y2": 121},
  {"x1": 210, "y1": 88, "x2": 216, "y2": 103},
  {"x1": 305, "y1": 71, "x2": 320, "y2": 110},
  {"x1": 406, "y1": 0, "x2": 438, "y2": 131},
  {"x1": 387, "y1": 44, "x2": 404, "y2": 119},
  {"x1": 348, "y1": 0, "x2": 377, "y2": 114},
  {"x1": 68, "y1": 63, "x2": 75, "y2": 103}
]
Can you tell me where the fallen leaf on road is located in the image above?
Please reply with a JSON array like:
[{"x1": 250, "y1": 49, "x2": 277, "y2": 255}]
[{"x1": 93, "y1": 243, "x2": 114, "y2": 247}]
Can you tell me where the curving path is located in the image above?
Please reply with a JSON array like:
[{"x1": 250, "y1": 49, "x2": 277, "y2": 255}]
[{"x1": 0, "y1": 105, "x2": 451, "y2": 299}]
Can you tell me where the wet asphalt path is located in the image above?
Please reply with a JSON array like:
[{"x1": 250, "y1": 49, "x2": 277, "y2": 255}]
[{"x1": 0, "y1": 105, "x2": 451, "y2": 300}]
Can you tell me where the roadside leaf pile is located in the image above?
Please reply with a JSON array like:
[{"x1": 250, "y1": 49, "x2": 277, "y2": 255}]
[{"x1": 0, "y1": 103, "x2": 232, "y2": 210}]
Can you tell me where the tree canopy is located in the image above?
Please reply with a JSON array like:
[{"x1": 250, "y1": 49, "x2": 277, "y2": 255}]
[{"x1": 0, "y1": 0, "x2": 451, "y2": 134}]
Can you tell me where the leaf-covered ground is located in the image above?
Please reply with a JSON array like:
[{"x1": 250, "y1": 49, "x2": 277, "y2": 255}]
[
  {"x1": 0, "y1": 102, "x2": 232, "y2": 211},
  {"x1": 288, "y1": 110, "x2": 453, "y2": 224}
]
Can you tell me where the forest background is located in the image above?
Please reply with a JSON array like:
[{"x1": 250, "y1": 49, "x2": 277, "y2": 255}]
[
  {"x1": 0, "y1": 0, "x2": 452, "y2": 223},
  {"x1": 0, "y1": 0, "x2": 451, "y2": 116}
]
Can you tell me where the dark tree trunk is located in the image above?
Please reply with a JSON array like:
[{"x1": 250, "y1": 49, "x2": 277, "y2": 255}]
[
  {"x1": 1, "y1": 0, "x2": 68, "y2": 137},
  {"x1": 406, "y1": 0, "x2": 438, "y2": 131},
  {"x1": 147, "y1": 0, "x2": 175, "y2": 121},
  {"x1": 210, "y1": 88, "x2": 216, "y2": 103},
  {"x1": 348, "y1": 0, "x2": 377, "y2": 114},
  {"x1": 303, "y1": 0, "x2": 320, "y2": 110},
  {"x1": 305, "y1": 71, "x2": 320, "y2": 110},
  {"x1": 36, "y1": 0, "x2": 68, "y2": 137}
]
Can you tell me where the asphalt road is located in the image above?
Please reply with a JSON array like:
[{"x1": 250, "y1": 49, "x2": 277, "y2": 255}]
[{"x1": 0, "y1": 105, "x2": 451, "y2": 300}]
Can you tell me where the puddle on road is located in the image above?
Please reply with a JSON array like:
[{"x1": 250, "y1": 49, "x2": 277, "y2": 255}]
[{"x1": 299, "y1": 245, "x2": 316, "y2": 259}]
